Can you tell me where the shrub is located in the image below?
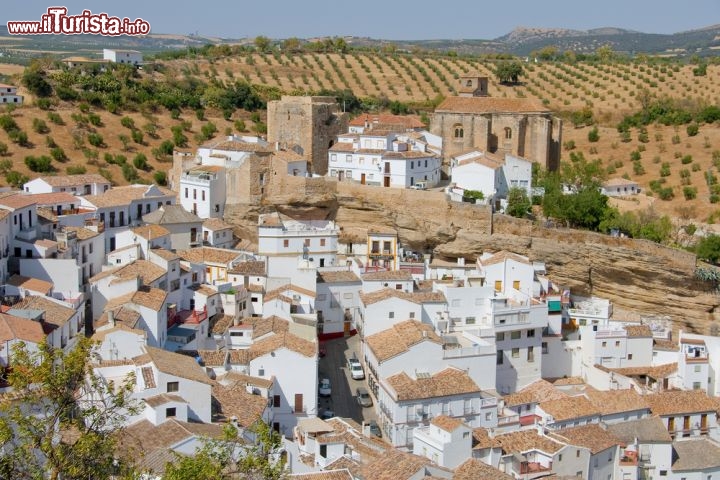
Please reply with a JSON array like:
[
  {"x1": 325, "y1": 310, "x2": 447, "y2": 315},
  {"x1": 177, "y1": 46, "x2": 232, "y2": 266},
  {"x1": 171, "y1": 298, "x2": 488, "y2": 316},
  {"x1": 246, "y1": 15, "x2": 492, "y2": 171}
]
[
  {"x1": 66, "y1": 165, "x2": 87, "y2": 175},
  {"x1": 121, "y1": 163, "x2": 139, "y2": 182},
  {"x1": 234, "y1": 119, "x2": 246, "y2": 132},
  {"x1": 47, "y1": 112, "x2": 64, "y2": 125},
  {"x1": 120, "y1": 116, "x2": 135, "y2": 129},
  {"x1": 630, "y1": 150, "x2": 641, "y2": 162},
  {"x1": 133, "y1": 153, "x2": 149, "y2": 170},
  {"x1": 620, "y1": 131, "x2": 632, "y2": 143},
  {"x1": 87, "y1": 133, "x2": 104, "y2": 147},
  {"x1": 692, "y1": 163, "x2": 702, "y2": 172},
  {"x1": 24, "y1": 155, "x2": 54, "y2": 172},
  {"x1": 153, "y1": 171, "x2": 167, "y2": 186},
  {"x1": 633, "y1": 162, "x2": 645, "y2": 175},
  {"x1": 687, "y1": 123, "x2": 699, "y2": 137},
  {"x1": 712, "y1": 195, "x2": 720, "y2": 204},
  {"x1": 660, "y1": 163, "x2": 671, "y2": 177},
  {"x1": 588, "y1": 127, "x2": 599, "y2": 142},
  {"x1": 658, "y1": 187, "x2": 674, "y2": 200},
  {"x1": 681, "y1": 155, "x2": 693, "y2": 165},
  {"x1": 0, "y1": 142, "x2": 7, "y2": 156},
  {"x1": 131, "y1": 129, "x2": 144, "y2": 145},
  {"x1": 683, "y1": 186, "x2": 698, "y2": 200},
  {"x1": 50, "y1": 147, "x2": 67, "y2": 162},
  {"x1": 98, "y1": 168, "x2": 113, "y2": 184},
  {"x1": 5, "y1": 170, "x2": 29, "y2": 187},
  {"x1": 87, "y1": 113, "x2": 102, "y2": 127},
  {"x1": 195, "y1": 108, "x2": 205, "y2": 121},
  {"x1": 36, "y1": 98, "x2": 53, "y2": 110},
  {"x1": 32, "y1": 118, "x2": 49, "y2": 134},
  {"x1": 563, "y1": 140, "x2": 576, "y2": 151},
  {"x1": 671, "y1": 134, "x2": 681, "y2": 144},
  {"x1": 638, "y1": 132, "x2": 649, "y2": 143},
  {"x1": 10, "y1": 130, "x2": 29, "y2": 147},
  {"x1": 171, "y1": 126, "x2": 188, "y2": 147},
  {"x1": 158, "y1": 140, "x2": 175, "y2": 156},
  {"x1": 170, "y1": 109, "x2": 181, "y2": 120}
]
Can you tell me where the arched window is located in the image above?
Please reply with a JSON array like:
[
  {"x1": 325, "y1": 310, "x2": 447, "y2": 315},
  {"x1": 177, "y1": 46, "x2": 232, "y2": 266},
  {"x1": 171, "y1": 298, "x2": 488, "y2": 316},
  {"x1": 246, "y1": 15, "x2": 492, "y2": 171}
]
[
  {"x1": 504, "y1": 127, "x2": 512, "y2": 139},
  {"x1": 466, "y1": 79, "x2": 473, "y2": 87},
  {"x1": 453, "y1": 124, "x2": 464, "y2": 139}
]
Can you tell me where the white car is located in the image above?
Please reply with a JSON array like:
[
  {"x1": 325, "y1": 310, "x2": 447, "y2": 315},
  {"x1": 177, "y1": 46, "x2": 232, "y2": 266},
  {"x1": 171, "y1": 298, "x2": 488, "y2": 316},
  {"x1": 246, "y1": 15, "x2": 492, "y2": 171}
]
[
  {"x1": 318, "y1": 378, "x2": 331, "y2": 397},
  {"x1": 347, "y1": 358, "x2": 365, "y2": 380}
]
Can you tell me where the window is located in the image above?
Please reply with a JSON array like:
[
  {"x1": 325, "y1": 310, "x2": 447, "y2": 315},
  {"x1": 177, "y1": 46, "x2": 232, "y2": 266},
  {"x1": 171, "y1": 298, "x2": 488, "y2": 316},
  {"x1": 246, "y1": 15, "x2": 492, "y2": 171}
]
[
  {"x1": 453, "y1": 124, "x2": 464, "y2": 139},
  {"x1": 513, "y1": 280, "x2": 520, "y2": 290},
  {"x1": 695, "y1": 365, "x2": 702, "y2": 373},
  {"x1": 627, "y1": 353, "x2": 633, "y2": 360},
  {"x1": 659, "y1": 471, "x2": 667, "y2": 477},
  {"x1": 166, "y1": 382, "x2": 179, "y2": 393},
  {"x1": 485, "y1": 412, "x2": 492, "y2": 421},
  {"x1": 576, "y1": 450, "x2": 580, "y2": 458},
  {"x1": 409, "y1": 312, "x2": 415, "y2": 319},
  {"x1": 527, "y1": 329, "x2": 535, "y2": 337},
  {"x1": 512, "y1": 348, "x2": 519, "y2": 358},
  {"x1": 511, "y1": 331, "x2": 520, "y2": 340},
  {"x1": 201, "y1": 190, "x2": 205, "y2": 201},
  {"x1": 494, "y1": 280, "x2": 502, "y2": 291},
  {"x1": 496, "y1": 350, "x2": 503, "y2": 365},
  {"x1": 345, "y1": 155, "x2": 352, "y2": 163},
  {"x1": 184, "y1": 188, "x2": 188, "y2": 198},
  {"x1": 388, "y1": 312, "x2": 394, "y2": 319},
  {"x1": 283, "y1": 239, "x2": 289, "y2": 248},
  {"x1": 527, "y1": 346, "x2": 534, "y2": 362},
  {"x1": 466, "y1": 316, "x2": 476, "y2": 325},
  {"x1": 504, "y1": 127, "x2": 512, "y2": 139},
  {"x1": 615, "y1": 341, "x2": 621, "y2": 347},
  {"x1": 693, "y1": 382, "x2": 702, "y2": 390},
  {"x1": 602, "y1": 341, "x2": 607, "y2": 347},
  {"x1": 542, "y1": 342, "x2": 549, "y2": 354},
  {"x1": 193, "y1": 189, "x2": 197, "y2": 200},
  {"x1": 331, "y1": 154, "x2": 337, "y2": 162},
  {"x1": 273, "y1": 395, "x2": 281, "y2": 407},
  {"x1": 425, "y1": 160, "x2": 428, "y2": 168},
  {"x1": 496, "y1": 332, "x2": 505, "y2": 341},
  {"x1": 166, "y1": 407, "x2": 176, "y2": 418},
  {"x1": 320, "y1": 238, "x2": 326, "y2": 247},
  {"x1": 558, "y1": 454, "x2": 562, "y2": 462}
]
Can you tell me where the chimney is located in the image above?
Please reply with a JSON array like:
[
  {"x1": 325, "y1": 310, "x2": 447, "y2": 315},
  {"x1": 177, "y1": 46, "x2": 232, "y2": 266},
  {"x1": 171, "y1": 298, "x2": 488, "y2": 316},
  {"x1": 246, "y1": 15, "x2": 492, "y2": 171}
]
[
  {"x1": 108, "y1": 309, "x2": 115, "y2": 327},
  {"x1": 233, "y1": 316, "x2": 240, "y2": 326}
]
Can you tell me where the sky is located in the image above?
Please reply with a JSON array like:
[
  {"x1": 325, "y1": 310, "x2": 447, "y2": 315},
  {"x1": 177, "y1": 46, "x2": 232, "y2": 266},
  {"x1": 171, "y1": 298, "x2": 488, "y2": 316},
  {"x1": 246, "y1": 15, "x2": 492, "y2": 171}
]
[{"x1": 5, "y1": 1, "x2": 720, "y2": 40}]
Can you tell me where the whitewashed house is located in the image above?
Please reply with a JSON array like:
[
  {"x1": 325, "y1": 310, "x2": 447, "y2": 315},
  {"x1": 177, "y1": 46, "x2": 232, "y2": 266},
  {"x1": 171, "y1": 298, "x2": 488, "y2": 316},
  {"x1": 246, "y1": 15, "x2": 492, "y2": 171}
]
[
  {"x1": 103, "y1": 48, "x2": 143, "y2": 65},
  {"x1": 0, "y1": 312, "x2": 46, "y2": 366},
  {"x1": 202, "y1": 218, "x2": 235, "y2": 249},
  {"x1": 602, "y1": 178, "x2": 640, "y2": 197},
  {"x1": 412, "y1": 416, "x2": 473, "y2": 469},
  {"x1": 607, "y1": 417, "x2": 674, "y2": 480},
  {"x1": 0, "y1": 83, "x2": 23, "y2": 105},
  {"x1": 23, "y1": 174, "x2": 110, "y2": 196},
  {"x1": 315, "y1": 270, "x2": 361, "y2": 338},
  {"x1": 179, "y1": 165, "x2": 226, "y2": 219},
  {"x1": 549, "y1": 424, "x2": 622, "y2": 480},
  {"x1": 142, "y1": 205, "x2": 203, "y2": 250}
]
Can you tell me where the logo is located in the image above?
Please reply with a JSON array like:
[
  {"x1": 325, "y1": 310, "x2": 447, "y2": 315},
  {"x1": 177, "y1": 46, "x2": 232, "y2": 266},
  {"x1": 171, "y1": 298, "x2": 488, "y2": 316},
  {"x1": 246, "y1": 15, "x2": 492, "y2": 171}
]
[{"x1": 7, "y1": 7, "x2": 151, "y2": 36}]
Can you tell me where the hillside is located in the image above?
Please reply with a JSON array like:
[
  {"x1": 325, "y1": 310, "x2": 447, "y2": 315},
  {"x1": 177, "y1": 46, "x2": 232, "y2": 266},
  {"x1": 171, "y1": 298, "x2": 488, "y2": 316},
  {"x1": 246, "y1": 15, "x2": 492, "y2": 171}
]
[{"x1": 2, "y1": 54, "x2": 720, "y2": 222}]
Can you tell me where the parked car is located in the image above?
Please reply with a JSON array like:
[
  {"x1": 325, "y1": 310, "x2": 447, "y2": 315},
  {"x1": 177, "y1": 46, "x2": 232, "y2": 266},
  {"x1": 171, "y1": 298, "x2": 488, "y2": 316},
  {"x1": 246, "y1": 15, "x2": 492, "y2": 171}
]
[
  {"x1": 410, "y1": 181, "x2": 427, "y2": 190},
  {"x1": 347, "y1": 358, "x2": 365, "y2": 380},
  {"x1": 318, "y1": 378, "x2": 331, "y2": 397},
  {"x1": 368, "y1": 420, "x2": 381, "y2": 437},
  {"x1": 356, "y1": 387, "x2": 372, "y2": 407},
  {"x1": 319, "y1": 408, "x2": 334, "y2": 420}
]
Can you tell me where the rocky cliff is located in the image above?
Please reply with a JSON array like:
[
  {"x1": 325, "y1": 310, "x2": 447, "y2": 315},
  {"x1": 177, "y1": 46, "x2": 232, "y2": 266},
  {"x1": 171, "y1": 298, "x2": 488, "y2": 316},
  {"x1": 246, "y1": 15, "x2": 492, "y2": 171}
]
[{"x1": 225, "y1": 178, "x2": 719, "y2": 334}]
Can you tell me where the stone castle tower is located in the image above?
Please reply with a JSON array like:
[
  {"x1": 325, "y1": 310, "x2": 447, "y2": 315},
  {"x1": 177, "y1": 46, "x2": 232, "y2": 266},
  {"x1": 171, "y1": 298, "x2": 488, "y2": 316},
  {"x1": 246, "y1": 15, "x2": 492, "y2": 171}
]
[
  {"x1": 431, "y1": 75, "x2": 562, "y2": 171},
  {"x1": 267, "y1": 96, "x2": 348, "y2": 175}
]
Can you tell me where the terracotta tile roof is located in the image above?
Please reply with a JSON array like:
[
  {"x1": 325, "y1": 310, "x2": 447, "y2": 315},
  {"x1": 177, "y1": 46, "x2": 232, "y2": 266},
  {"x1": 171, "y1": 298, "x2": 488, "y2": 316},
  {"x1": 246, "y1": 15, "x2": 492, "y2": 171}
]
[
  {"x1": 35, "y1": 174, "x2": 109, "y2": 187},
  {"x1": 89, "y1": 259, "x2": 166, "y2": 286},
  {"x1": 362, "y1": 270, "x2": 413, "y2": 282},
  {"x1": 606, "y1": 417, "x2": 672, "y2": 444},
  {"x1": 360, "y1": 450, "x2": 432, "y2": 480},
  {"x1": 539, "y1": 395, "x2": 600, "y2": 422},
  {"x1": 456, "y1": 154, "x2": 504, "y2": 169},
  {"x1": 646, "y1": 390, "x2": 720, "y2": 416},
  {"x1": 0, "y1": 313, "x2": 46, "y2": 344},
  {"x1": 246, "y1": 284, "x2": 264, "y2": 293},
  {"x1": 382, "y1": 151, "x2": 435, "y2": 160},
  {"x1": 131, "y1": 224, "x2": 171, "y2": 239},
  {"x1": 323, "y1": 458, "x2": 362, "y2": 477},
  {"x1": 7, "y1": 275, "x2": 53, "y2": 295},
  {"x1": 228, "y1": 260, "x2": 266, "y2": 276},
  {"x1": 430, "y1": 415, "x2": 465, "y2": 432},
  {"x1": 672, "y1": 439, "x2": 720, "y2": 471},
  {"x1": 149, "y1": 248, "x2": 179, "y2": 261},
  {"x1": 177, "y1": 247, "x2": 241, "y2": 265},
  {"x1": 349, "y1": 113, "x2": 424, "y2": 128},
  {"x1": 271, "y1": 149, "x2": 305, "y2": 162},
  {"x1": 249, "y1": 331, "x2": 317, "y2": 359},
  {"x1": 494, "y1": 429, "x2": 565, "y2": 455},
  {"x1": 141, "y1": 366, "x2": 156, "y2": 388},
  {"x1": 94, "y1": 306, "x2": 141, "y2": 330},
  {"x1": 481, "y1": 250, "x2": 531, "y2": 267},
  {"x1": 130, "y1": 286, "x2": 167, "y2": 312},
  {"x1": 366, "y1": 320, "x2": 442, "y2": 362},
  {"x1": 454, "y1": 458, "x2": 513, "y2": 480},
  {"x1": 227, "y1": 349, "x2": 250, "y2": 365},
  {"x1": 12, "y1": 295, "x2": 75, "y2": 328},
  {"x1": 64, "y1": 226, "x2": 100, "y2": 240},
  {"x1": 329, "y1": 142, "x2": 356, "y2": 153},
  {"x1": 239, "y1": 315, "x2": 289, "y2": 339},
  {"x1": 211, "y1": 314, "x2": 235, "y2": 334},
  {"x1": 25, "y1": 192, "x2": 80, "y2": 205},
  {"x1": 91, "y1": 323, "x2": 146, "y2": 343},
  {"x1": 604, "y1": 362, "x2": 678, "y2": 379},
  {"x1": 0, "y1": 209, "x2": 10, "y2": 221},
  {"x1": 211, "y1": 382, "x2": 267, "y2": 427},
  {"x1": 143, "y1": 393, "x2": 186, "y2": 407},
  {"x1": 189, "y1": 284, "x2": 218, "y2": 297},
  {"x1": 290, "y1": 470, "x2": 354, "y2": 479},
  {"x1": 217, "y1": 371, "x2": 273, "y2": 389},
  {"x1": 208, "y1": 140, "x2": 273, "y2": 153},
  {"x1": 585, "y1": 388, "x2": 649, "y2": 416},
  {"x1": 550, "y1": 424, "x2": 622, "y2": 454},
  {"x1": 360, "y1": 288, "x2": 446, "y2": 306},
  {"x1": 83, "y1": 185, "x2": 174, "y2": 208},
  {"x1": 133, "y1": 346, "x2": 213, "y2": 385},
  {"x1": 265, "y1": 283, "x2": 316, "y2": 301},
  {"x1": 472, "y1": 427, "x2": 502, "y2": 449},
  {"x1": 0, "y1": 194, "x2": 37, "y2": 210},
  {"x1": 318, "y1": 270, "x2": 361, "y2": 283},
  {"x1": 436, "y1": 96, "x2": 550, "y2": 114},
  {"x1": 189, "y1": 349, "x2": 226, "y2": 367},
  {"x1": 551, "y1": 376, "x2": 585, "y2": 386},
  {"x1": 503, "y1": 379, "x2": 567, "y2": 407},
  {"x1": 385, "y1": 367, "x2": 480, "y2": 401},
  {"x1": 142, "y1": 205, "x2": 202, "y2": 225},
  {"x1": 624, "y1": 324, "x2": 653, "y2": 337},
  {"x1": 604, "y1": 177, "x2": 638, "y2": 187},
  {"x1": 202, "y1": 217, "x2": 234, "y2": 231}
]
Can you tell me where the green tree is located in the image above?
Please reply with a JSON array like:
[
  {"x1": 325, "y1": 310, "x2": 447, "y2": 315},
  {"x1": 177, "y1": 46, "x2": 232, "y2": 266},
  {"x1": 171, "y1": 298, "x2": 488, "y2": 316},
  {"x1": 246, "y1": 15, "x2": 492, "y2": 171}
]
[
  {"x1": 5, "y1": 170, "x2": 29, "y2": 188},
  {"x1": 281, "y1": 37, "x2": 302, "y2": 53},
  {"x1": 164, "y1": 422, "x2": 285, "y2": 480},
  {"x1": 696, "y1": 235, "x2": 720, "y2": 264},
  {"x1": 254, "y1": 35, "x2": 272, "y2": 53},
  {"x1": 506, "y1": 187, "x2": 531, "y2": 218},
  {"x1": 495, "y1": 61, "x2": 524, "y2": 84},
  {"x1": 0, "y1": 338, "x2": 139, "y2": 479},
  {"x1": 22, "y1": 67, "x2": 52, "y2": 97},
  {"x1": 588, "y1": 127, "x2": 600, "y2": 143}
]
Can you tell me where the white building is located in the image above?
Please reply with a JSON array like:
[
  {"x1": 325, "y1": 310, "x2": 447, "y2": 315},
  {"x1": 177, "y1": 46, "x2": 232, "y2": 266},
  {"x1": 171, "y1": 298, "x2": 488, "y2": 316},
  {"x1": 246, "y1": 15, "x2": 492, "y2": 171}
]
[
  {"x1": 23, "y1": 174, "x2": 110, "y2": 196},
  {"x1": 413, "y1": 416, "x2": 473, "y2": 469},
  {"x1": 103, "y1": 48, "x2": 143, "y2": 65},
  {"x1": 0, "y1": 312, "x2": 46, "y2": 366},
  {"x1": 142, "y1": 205, "x2": 203, "y2": 250},
  {"x1": 179, "y1": 165, "x2": 226, "y2": 219},
  {"x1": 328, "y1": 132, "x2": 441, "y2": 188},
  {"x1": 315, "y1": 270, "x2": 362, "y2": 338},
  {"x1": 602, "y1": 178, "x2": 640, "y2": 197},
  {"x1": 202, "y1": 218, "x2": 235, "y2": 249},
  {"x1": 55, "y1": 226, "x2": 105, "y2": 288},
  {"x1": 0, "y1": 83, "x2": 23, "y2": 105},
  {"x1": 448, "y1": 151, "x2": 533, "y2": 206},
  {"x1": 365, "y1": 228, "x2": 400, "y2": 271},
  {"x1": 608, "y1": 417, "x2": 674, "y2": 480}
]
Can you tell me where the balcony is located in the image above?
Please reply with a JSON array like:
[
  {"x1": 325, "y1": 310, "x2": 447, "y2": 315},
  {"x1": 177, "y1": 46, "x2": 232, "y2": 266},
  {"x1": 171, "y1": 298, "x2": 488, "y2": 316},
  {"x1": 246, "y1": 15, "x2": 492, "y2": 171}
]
[
  {"x1": 620, "y1": 451, "x2": 638, "y2": 466},
  {"x1": 516, "y1": 461, "x2": 552, "y2": 476}
]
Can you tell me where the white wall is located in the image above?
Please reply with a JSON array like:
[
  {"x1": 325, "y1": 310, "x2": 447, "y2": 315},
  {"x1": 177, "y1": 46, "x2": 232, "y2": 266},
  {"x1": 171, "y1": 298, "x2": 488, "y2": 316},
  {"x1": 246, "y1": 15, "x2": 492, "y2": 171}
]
[{"x1": 20, "y1": 258, "x2": 82, "y2": 294}]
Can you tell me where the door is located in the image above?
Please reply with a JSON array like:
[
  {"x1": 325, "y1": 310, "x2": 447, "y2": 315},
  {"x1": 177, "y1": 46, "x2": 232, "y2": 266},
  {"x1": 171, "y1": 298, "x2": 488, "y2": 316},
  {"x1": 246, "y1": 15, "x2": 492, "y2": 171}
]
[
  {"x1": 344, "y1": 320, "x2": 351, "y2": 335},
  {"x1": 338, "y1": 171, "x2": 344, "y2": 181},
  {"x1": 294, "y1": 394, "x2": 303, "y2": 413},
  {"x1": 361, "y1": 173, "x2": 366, "y2": 185},
  {"x1": 384, "y1": 176, "x2": 390, "y2": 187}
]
